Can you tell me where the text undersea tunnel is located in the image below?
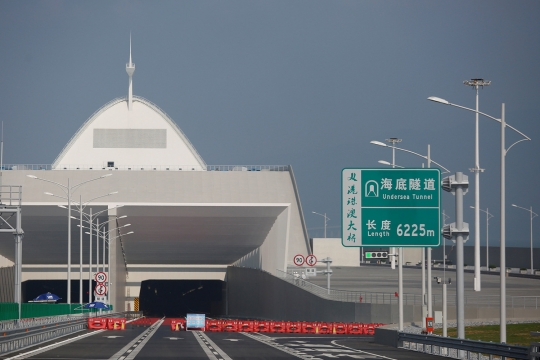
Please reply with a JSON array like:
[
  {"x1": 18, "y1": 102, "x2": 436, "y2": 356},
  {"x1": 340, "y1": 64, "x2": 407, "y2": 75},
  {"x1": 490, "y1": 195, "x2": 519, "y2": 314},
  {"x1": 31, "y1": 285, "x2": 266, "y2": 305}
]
[{"x1": 139, "y1": 280, "x2": 226, "y2": 318}]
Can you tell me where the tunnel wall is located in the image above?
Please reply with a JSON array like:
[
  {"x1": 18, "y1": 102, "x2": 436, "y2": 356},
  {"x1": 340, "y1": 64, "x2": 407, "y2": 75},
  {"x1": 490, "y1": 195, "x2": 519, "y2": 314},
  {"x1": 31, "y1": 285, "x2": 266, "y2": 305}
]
[{"x1": 226, "y1": 266, "x2": 412, "y2": 323}]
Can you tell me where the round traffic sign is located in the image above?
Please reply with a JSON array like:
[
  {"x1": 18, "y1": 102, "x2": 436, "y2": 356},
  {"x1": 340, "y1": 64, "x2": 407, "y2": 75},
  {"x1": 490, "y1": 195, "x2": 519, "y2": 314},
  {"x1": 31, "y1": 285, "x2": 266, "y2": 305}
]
[
  {"x1": 95, "y1": 284, "x2": 107, "y2": 296},
  {"x1": 95, "y1": 272, "x2": 107, "y2": 283},
  {"x1": 306, "y1": 254, "x2": 317, "y2": 266},
  {"x1": 293, "y1": 254, "x2": 305, "y2": 266}
]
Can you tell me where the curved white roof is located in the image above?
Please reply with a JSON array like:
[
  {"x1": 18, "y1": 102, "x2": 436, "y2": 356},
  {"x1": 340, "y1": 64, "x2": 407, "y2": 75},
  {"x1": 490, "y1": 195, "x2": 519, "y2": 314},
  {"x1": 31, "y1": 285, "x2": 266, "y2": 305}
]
[{"x1": 52, "y1": 96, "x2": 206, "y2": 170}]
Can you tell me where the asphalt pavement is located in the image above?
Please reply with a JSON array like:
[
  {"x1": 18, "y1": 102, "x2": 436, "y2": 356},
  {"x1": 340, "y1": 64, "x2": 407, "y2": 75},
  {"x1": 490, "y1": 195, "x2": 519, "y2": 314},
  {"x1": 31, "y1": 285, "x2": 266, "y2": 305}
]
[{"x1": 0, "y1": 325, "x2": 445, "y2": 360}]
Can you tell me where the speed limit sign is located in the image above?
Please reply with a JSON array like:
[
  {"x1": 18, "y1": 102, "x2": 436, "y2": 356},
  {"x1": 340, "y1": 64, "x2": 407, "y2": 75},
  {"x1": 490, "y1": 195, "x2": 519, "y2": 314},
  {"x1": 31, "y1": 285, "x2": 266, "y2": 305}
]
[
  {"x1": 293, "y1": 254, "x2": 305, "y2": 266},
  {"x1": 306, "y1": 254, "x2": 317, "y2": 266},
  {"x1": 95, "y1": 272, "x2": 107, "y2": 284},
  {"x1": 95, "y1": 284, "x2": 107, "y2": 296}
]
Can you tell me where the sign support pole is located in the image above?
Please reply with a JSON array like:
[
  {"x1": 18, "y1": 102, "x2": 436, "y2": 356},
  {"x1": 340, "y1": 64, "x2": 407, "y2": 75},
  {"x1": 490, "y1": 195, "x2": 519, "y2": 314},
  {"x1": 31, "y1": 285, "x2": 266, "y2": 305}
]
[
  {"x1": 455, "y1": 171, "x2": 465, "y2": 339},
  {"x1": 398, "y1": 247, "x2": 403, "y2": 330}
]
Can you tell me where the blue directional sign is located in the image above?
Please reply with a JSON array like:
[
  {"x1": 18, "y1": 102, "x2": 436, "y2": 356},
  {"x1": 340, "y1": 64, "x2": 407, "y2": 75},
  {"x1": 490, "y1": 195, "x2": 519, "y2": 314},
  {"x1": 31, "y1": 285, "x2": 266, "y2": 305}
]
[
  {"x1": 342, "y1": 168, "x2": 441, "y2": 247},
  {"x1": 186, "y1": 313, "x2": 206, "y2": 329}
]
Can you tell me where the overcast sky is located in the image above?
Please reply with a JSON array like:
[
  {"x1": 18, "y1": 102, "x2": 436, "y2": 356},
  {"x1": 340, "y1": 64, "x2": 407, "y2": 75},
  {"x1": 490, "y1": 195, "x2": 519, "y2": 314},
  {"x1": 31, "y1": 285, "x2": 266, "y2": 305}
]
[{"x1": 1, "y1": 1, "x2": 539, "y2": 250}]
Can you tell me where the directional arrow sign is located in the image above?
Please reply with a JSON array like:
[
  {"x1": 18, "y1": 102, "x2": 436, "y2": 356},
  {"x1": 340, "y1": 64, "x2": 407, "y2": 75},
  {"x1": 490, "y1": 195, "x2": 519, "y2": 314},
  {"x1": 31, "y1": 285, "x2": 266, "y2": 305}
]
[{"x1": 342, "y1": 168, "x2": 441, "y2": 247}]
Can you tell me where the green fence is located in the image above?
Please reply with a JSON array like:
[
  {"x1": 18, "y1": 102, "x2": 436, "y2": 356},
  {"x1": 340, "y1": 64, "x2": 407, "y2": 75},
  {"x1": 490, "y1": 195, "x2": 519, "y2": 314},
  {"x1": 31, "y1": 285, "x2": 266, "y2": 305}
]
[{"x1": 0, "y1": 303, "x2": 113, "y2": 321}]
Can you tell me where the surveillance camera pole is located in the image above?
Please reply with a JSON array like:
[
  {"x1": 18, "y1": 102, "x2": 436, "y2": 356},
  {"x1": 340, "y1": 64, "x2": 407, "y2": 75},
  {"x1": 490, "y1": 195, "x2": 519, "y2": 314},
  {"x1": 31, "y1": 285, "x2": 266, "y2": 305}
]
[
  {"x1": 442, "y1": 172, "x2": 469, "y2": 340},
  {"x1": 320, "y1": 257, "x2": 333, "y2": 294}
]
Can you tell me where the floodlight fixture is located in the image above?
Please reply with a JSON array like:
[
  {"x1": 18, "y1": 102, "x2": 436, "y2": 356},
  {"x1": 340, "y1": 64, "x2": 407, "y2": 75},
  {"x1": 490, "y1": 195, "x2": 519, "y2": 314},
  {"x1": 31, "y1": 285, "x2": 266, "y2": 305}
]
[{"x1": 464, "y1": 79, "x2": 491, "y2": 88}]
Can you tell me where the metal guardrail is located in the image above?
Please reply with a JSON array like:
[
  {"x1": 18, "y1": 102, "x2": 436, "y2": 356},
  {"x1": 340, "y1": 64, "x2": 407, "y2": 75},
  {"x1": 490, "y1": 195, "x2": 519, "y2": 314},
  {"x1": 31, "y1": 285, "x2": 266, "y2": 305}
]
[
  {"x1": 398, "y1": 332, "x2": 529, "y2": 360},
  {"x1": 0, "y1": 185, "x2": 22, "y2": 207},
  {"x1": 278, "y1": 269, "x2": 540, "y2": 308},
  {"x1": 0, "y1": 164, "x2": 289, "y2": 172},
  {"x1": 0, "y1": 319, "x2": 87, "y2": 355},
  {"x1": 0, "y1": 311, "x2": 115, "y2": 332},
  {"x1": 0, "y1": 311, "x2": 142, "y2": 355}
]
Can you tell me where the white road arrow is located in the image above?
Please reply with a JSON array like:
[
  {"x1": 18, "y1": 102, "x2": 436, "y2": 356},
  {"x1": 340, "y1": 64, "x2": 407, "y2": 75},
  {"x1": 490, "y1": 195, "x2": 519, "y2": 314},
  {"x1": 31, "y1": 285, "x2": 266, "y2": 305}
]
[{"x1": 163, "y1": 337, "x2": 183, "y2": 340}]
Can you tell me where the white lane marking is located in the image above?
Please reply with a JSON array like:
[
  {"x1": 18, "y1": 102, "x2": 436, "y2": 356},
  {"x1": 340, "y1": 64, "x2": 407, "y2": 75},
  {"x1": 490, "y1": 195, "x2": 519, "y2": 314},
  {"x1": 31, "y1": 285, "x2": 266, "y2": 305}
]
[
  {"x1": 5, "y1": 329, "x2": 105, "y2": 359},
  {"x1": 108, "y1": 318, "x2": 164, "y2": 360},
  {"x1": 105, "y1": 336, "x2": 124, "y2": 338},
  {"x1": 192, "y1": 332, "x2": 221, "y2": 360},
  {"x1": 197, "y1": 331, "x2": 234, "y2": 360},
  {"x1": 331, "y1": 340, "x2": 397, "y2": 360},
  {"x1": 222, "y1": 339, "x2": 242, "y2": 341},
  {"x1": 240, "y1": 333, "x2": 309, "y2": 359}
]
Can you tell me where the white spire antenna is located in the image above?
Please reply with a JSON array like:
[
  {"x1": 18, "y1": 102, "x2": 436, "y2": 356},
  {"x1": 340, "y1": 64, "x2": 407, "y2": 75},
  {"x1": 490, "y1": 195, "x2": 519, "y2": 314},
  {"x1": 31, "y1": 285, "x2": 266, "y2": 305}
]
[{"x1": 126, "y1": 33, "x2": 136, "y2": 110}]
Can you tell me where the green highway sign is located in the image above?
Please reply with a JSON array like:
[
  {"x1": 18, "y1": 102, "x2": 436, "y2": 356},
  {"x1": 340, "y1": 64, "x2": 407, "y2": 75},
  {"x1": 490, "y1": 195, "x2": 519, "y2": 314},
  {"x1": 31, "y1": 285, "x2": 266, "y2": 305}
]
[{"x1": 342, "y1": 168, "x2": 441, "y2": 247}]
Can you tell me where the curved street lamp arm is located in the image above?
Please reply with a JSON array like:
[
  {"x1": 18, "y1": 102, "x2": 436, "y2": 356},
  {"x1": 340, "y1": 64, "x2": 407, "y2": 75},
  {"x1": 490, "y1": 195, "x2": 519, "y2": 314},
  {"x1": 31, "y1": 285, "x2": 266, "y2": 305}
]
[
  {"x1": 87, "y1": 205, "x2": 124, "y2": 219},
  {"x1": 512, "y1": 204, "x2": 539, "y2": 218},
  {"x1": 388, "y1": 145, "x2": 427, "y2": 161},
  {"x1": 45, "y1": 192, "x2": 68, "y2": 202},
  {"x1": 506, "y1": 138, "x2": 530, "y2": 154},
  {"x1": 428, "y1": 159, "x2": 451, "y2": 174},
  {"x1": 438, "y1": 99, "x2": 532, "y2": 141},
  {"x1": 384, "y1": 146, "x2": 450, "y2": 173},
  {"x1": 80, "y1": 192, "x2": 118, "y2": 210},
  {"x1": 71, "y1": 174, "x2": 111, "y2": 192},
  {"x1": 473, "y1": 206, "x2": 495, "y2": 219},
  {"x1": 312, "y1": 211, "x2": 329, "y2": 221},
  {"x1": 29, "y1": 176, "x2": 68, "y2": 195}
]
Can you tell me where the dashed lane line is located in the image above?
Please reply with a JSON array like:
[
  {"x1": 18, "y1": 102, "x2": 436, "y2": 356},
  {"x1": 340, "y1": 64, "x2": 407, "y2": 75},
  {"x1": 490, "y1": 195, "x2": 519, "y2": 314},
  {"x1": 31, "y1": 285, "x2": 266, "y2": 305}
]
[
  {"x1": 240, "y1": 332, "x2": 315, "y2": 359},
  {"x1": 193, "y1": 331, "x2": 233, "y2": 360},
  {"x1": 107, "y1": 318, "x2": 164, "y2": 360}
]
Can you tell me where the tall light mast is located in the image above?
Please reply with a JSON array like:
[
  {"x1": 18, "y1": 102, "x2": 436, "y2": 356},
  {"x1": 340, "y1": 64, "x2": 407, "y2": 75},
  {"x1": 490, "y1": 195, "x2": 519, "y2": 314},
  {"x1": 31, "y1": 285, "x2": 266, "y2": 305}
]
[{"x1": 464, "y1": 78, "x2": 490, "y2": 291}]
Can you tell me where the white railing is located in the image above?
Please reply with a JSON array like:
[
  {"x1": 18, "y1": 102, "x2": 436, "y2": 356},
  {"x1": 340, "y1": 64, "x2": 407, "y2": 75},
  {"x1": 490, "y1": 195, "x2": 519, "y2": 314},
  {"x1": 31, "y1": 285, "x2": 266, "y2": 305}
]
[{"x1": 1, "y1": 164, "x2": 289, "y2": 172}]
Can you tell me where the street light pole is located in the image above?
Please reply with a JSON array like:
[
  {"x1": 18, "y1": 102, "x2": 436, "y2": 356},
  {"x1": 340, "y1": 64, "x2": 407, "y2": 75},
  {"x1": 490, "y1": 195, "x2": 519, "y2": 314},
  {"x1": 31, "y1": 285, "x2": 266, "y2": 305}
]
[
  {"x1": 464, "y1": 79, "x2": 490, "y2": 292},
  {"x1": 371, "y1": 140, "x2": 450, "y2": 321},
  {"x1": 512, "y1": 204, "x2": 538, "y2": 273},
  {"x1": 79, "y1": 194, "x2": 82, "y2": 304},
  {"x1": 312, "y1": 211, "x2": 330, "y2": 238},
  {"x1": 27, "y1": 173, "x2": 112, "y2": 304},
  {"x1": 54, "y1": 192, "x2": 117, "y2": 304},
  {"x1": 471, "y1": 206, "x2": 494, "y2": 269},
  {"x1": 386, "y1": 138, "x2": 402, "y2": 271},
  {"x1": 89, "y1": 208, "x2": 92, "y2": 303},
  {"x1": 428, "y1": 96, "x2": 531, "y2": 344}
]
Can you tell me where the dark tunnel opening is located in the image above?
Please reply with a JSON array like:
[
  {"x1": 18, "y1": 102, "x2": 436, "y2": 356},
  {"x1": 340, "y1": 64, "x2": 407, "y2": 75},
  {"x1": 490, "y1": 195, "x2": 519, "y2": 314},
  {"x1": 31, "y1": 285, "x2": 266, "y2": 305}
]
[{"x1": 139, "y1": 280, "x2": 226, "y2": 318}]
